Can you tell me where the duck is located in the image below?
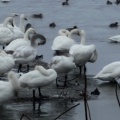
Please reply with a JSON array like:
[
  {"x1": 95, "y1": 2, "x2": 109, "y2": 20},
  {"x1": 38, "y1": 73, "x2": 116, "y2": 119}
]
[
  {"x1": 1, "y1": 0, "x2": 10, "y2": 3},
  {"x1": 0, "y1": 71, "x2": 19, "y2": 104},
  {"x1": 4, "y1": 28, "x2": 36, "y2": 53},
  {"x1": 0, "y1": 17, "x2": 14, "y2": 48},
  {"x1": 51, "y1": 29, "x2": 79, "y2": 55},
  {"x1": 0, "y1": 50, "x2": 15, "y2": 75},
  {"x1": 50, "y1": 55, "x2": 76, "y2": 86},
  {"x1": 19, "y1": 65, "x2": 57, "y2": 98},
  {"x1": 32, "y1": 13, "x2": 43, "y2": 18},
  {"x1": 69, "y1": 29, "x2": 98, "y2": 74},
  {"x1": 49, "y1": 22, "x2": 56, "y2": 27},
  {"x1": 108, "y1": 34, "x2": 120, "y2": 43},
  {"x1": 13, "y1": 33, "x2": 46, "y2": 72},
  {"x1": 62, "y1": 0, "x2": 69, "y2": 5},
  {"x1": 94, "y1": 61, "x2": 120, "y2": 82},
  {"x1": 109, "y1": 22, "x2": 118, "y2": 28},
  {"x1": 66, "y1": 26, "x2": 78, "y2": 31},
  {"x1": 106, "y1": 0, "x2": 112, "y2": 5}
]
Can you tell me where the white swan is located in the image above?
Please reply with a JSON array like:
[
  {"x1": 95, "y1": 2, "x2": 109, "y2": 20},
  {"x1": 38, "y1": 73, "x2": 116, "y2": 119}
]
[
  {"x1": 0, "y1": 17, "x2": 14, "y2": 46},
  {"x1": 0, "y1": 71, "x2": 19, "y2": 104},
  {"x1": 51, "y1": 29, "x2": 76, "y2": 54},
  {"x1": 108, "y1": 35, "x2": 120, "y2": 43},
  {"x1": 50, "y1": 55, "x2": 76, "y2": 86},
  {"x1": 13, "y1": 34, "x2": 46, "y2": 72},
  {"x1": 94, "y1": 61, "x2": 120, "y2": 82},
  {"x1": 4, "y1": 28, "x2": 36, "y2": 53},
  {"x1": 0, "y1": 50, "x2": 15, "y2": 75},
  {"x1": 19, "y1": 65, "x2": 57, "y2": 97},
  {"x1": 69, "y1": 29, "x2": 97, "y2": 73}
]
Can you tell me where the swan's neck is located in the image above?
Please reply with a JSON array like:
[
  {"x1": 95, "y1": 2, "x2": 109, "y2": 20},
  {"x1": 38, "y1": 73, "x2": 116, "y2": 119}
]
[
  {"x1": 20, "y1": 17, "x2": 25, "y2": 32},
  {"x1": 80, "y1": 33, "x2": 86, "y2": 45},
  {"x1": 8, "y1": 72, "x2": 19, "y2": 96},
  {"x1": 24, "y1": 30, "x2": 30, "y2": 41},
  {"x1": 58, "y1": 29, "x2": 69, "y2": 36},
  {"x1": 31, "y1": 38, "x2": 37, "y2": 48},
  {"x1": 3, "y1": 19, "x2": 9, "y2": 27}
]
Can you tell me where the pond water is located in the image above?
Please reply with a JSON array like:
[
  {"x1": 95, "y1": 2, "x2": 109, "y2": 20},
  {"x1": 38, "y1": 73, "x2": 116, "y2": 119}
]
[{"x1": 0, "y1": 0, "x2": 120, "y2": 120}]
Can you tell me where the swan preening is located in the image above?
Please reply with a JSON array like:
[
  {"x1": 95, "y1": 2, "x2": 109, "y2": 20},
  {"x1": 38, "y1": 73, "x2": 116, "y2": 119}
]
[
  {"x1": 51, "y1": 29, "x2": 79, "y2": 55},
  {"x1": 19, "y1": 65, "x2": 57, "y2": 97},
  {"x1": 94, "y1": 61, "x2": 120, "y2": 82},
  {"x1": 69, "y1": 29, "x2": 98, "y2": 73},
  {"x1": 13, "y1": 33, "x2": 46, "y2": 72},
  {"x1": 0, "y1": 71, "x2": 19, "y2": 104}
]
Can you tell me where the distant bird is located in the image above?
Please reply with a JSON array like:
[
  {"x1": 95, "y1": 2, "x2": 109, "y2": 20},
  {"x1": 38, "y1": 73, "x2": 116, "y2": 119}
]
[
  {"x1": 32, "y1": 13, "x2": 43, "y2": 19},
  {"x1": 62, "y1": 0, "x2": 69, "y2": 5},
  {"x1": 109, "y1": 22, "x2": 118, "y2": 28},
  {"x1": 106, "y1": 0, "x2": 112, "y2": 5},
  {"x1": 115, "y1": 0, "x2": 120, "y2": 5},
  {"x1": 19, "y1": 65, "x2": 57, "y2": 98},
  {"x1": 66, "y1": 26, "x2": 78, "y2": 31},
  {"x1": 0, "y1": 71, "x2": 19, "y2": 104},
  {"x1": 49, "y1": 22, "x2": 56, "y2": 28},
  {"x1": 1, "y1": 0, "x2": 10, "y2": 3},
  {"x1": 91, "y1": 88, "x2": 100, "y2": 95},
  {"x1": 94, "y1": 61, "x2": 120, "y2": 82}
]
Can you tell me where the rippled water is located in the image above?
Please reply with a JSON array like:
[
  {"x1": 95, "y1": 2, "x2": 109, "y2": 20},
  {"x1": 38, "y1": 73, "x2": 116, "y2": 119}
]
[{"x1": 0, "y1": 0, "x2": 120, "y2": 120}]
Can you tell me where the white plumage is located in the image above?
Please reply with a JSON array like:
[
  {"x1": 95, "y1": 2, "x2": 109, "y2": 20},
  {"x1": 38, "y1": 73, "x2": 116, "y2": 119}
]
[
  {"x1": 94, "y1": 61, "x2": 120, "y2": 82},
  {"x1": 0, "y1": 71, "x2": 19, "y2": 104},
  {"x1": 108, "y1": 35, "x2": 120, "y2": 43}
]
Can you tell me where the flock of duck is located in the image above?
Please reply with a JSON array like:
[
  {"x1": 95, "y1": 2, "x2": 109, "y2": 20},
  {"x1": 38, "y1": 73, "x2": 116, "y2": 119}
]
[{"x1": 0, "y1": 12, "x2": 120, "y2": 105}]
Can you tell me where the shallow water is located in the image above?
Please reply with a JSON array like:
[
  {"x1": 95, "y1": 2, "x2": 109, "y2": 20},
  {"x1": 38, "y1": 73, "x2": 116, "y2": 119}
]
[{"x1": 0, "y1": 0, "x2": 120, "y2": 120}]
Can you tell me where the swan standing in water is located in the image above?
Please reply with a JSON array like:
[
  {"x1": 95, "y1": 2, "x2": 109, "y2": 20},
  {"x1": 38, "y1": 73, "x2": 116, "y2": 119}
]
[
  {"x1": 108, "y1": 35, "x2": 120, "y2": 43},
  {"x1": 69, "y1": 29, "x2": 98, "y2": 74},
  {"x1": 50, "y1": 55, "x2": 76, "y2": 86},
  {"x1": 4, "y1": 28, "x2": 36, "y2": 53},
  {"x1": 0, "y1": 17, "x2": 14, "y2": 48},
  {"x1": 0, "y1": 71, "x2": 19, "y2": 104},
  {"x1": 0, "y1": 50, "x2": 15, "y2": 75},
  {"x1": 13, "y1": 33, "x2": 46, "y2": 72},
  {"x1": 94, "y1": 61, "x2": 120, "y2": 82},
  {"x1": 51, "y1": 29, "x2": 77, "y2": 55},
  {"x1": 19, "y1": 65, "x2": 57, "y2": 98}
]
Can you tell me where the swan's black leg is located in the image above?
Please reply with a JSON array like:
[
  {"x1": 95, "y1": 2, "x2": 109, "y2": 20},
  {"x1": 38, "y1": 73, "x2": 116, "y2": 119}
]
[
  {"x1": 18, "y1": 64, "x2": 22, "y2": 73},
  {"x1": 27, "y1": 64, "x2": 29, "y2": 72},
  {"x1": 38, "y1": 88, "x2": 42, "y2": 99},
  {"x1": 79, "y1": 66, "x2": 82, "y2": 75},
  {"x1": 64, "y1": 74, "x2": 68, "y2": 87},
  {"x1": 33, "y1": 89, "x2": 36, "y2": 111}
]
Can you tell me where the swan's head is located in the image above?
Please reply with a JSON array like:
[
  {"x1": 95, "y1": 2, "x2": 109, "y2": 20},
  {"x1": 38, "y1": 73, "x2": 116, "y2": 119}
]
[
  {"x1": 20, "y1": 14, "x2": 27, "y2": 21},
  {"x1": 7, "y1": 17, "x2": 14, "y2": 27},
  {"x1": 80, "y1": 30, "x2": 85, "y2": 36},
  {"x1": 26, "y1": 27, "x2": 36, "y2": 34},
  {"x1": 31, "y1": 34, "x2": 46, "y2": 45},
  {"x1": 58, "y1": 29, "x2": 69, "y2": 36},
  {"x1": 11, "y1": 13, "x2": 19, "y2": 17}
]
